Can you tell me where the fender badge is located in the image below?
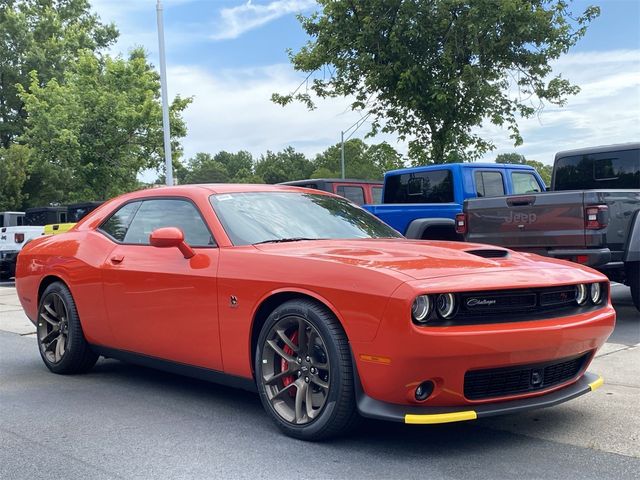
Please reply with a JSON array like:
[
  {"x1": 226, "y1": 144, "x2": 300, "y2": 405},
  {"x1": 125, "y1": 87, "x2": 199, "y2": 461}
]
[{"x1": 229, "y1": 295, "x2": 238, "y2": 308}]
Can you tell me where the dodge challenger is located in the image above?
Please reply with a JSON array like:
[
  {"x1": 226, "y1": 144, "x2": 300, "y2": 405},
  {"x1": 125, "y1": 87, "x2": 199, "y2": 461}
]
[{"x1": 15, "y1": 185, "x2": 615, "y2": 440}]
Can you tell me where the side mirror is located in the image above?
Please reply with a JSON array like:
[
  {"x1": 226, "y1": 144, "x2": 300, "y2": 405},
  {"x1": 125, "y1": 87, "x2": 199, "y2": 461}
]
[{"x1": 149, "y1": 227, "x2": 195, "y2": 259}]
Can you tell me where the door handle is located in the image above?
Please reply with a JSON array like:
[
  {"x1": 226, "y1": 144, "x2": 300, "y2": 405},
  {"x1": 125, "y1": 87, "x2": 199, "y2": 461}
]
[{"x1": 110, "y1": 255, "x2": 124, "y2": 264}]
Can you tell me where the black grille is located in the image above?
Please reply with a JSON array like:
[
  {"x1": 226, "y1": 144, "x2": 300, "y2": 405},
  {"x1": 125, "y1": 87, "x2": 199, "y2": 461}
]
[
  {"x1": 425, "y1": 284, "x2": 607, "y2": 326},
  {"x1": 464, "y1": 353, "x2": 591, "y2": 400},
  {"x1": 540, "y1": 287, "x2": 577, "y2": 306},
  {"x1": 461, "y1": 286, "x2": 578, "y2": 314}
]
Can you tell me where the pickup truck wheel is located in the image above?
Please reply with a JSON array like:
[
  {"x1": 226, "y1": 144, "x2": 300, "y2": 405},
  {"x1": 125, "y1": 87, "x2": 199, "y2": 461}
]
[{"x1": 627, "y1": 262, "x2": 640, "y2": 312}]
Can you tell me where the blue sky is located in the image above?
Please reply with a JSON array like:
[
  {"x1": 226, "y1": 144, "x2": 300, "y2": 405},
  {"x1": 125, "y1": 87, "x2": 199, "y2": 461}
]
[{"x1": 91, "y1": 0, "x2": 640, "y2": 170}]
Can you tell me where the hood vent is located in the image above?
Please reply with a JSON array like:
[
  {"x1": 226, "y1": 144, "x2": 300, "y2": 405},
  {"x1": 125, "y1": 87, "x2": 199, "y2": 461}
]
[{"x1": 465, "y1": 249, "x2": 509, "y2": 259}]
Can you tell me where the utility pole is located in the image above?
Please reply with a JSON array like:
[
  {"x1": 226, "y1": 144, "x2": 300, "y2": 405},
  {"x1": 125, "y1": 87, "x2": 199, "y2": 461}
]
[
  {"x1": 339, "y1": 112, "x2": 371, "y2": 181},
  {"x1": 340, "y1": 131, "x2": 345, "y2": 179},
  {"x1": 156, "y1": 0, "x2": 173, "y2": 186}
]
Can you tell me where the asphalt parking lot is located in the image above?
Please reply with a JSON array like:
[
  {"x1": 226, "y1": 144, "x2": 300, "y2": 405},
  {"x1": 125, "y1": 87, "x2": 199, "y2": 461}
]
[{"x1": 1, "y1": 280, "x2": 638, "y2": 479}]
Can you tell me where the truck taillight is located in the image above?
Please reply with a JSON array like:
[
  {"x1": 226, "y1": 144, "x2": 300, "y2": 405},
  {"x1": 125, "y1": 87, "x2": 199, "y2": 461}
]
[
  {"x1": 585, "y1": 205, "x2": 608, "y2": 230},
  {"x1": 14, "y1": 233, "x2": 25, "y2": 243},
  {"x1": 455, "y1": 213, "x2": 467, "y2": 235}
]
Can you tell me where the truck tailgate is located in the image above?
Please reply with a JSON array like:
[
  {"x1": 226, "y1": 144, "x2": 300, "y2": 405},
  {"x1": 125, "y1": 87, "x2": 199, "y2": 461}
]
[{"x1": 464, "y1": 191, "x2": 588, "y2": 249}]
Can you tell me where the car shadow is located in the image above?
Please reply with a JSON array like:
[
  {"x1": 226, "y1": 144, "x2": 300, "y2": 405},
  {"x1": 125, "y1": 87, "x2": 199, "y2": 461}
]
[{"x1": 88, "y1": 357, "x2": 532, "y2": 454}]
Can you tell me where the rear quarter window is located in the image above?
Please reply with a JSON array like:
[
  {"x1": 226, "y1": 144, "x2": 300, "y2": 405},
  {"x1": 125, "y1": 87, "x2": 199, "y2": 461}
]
[
  {"x1": 336, "y1": 185, "x2": 365, "y2": 205},
  {"x1": 554, "y1": 149, "x2": 640, "y2": 190},
  {"x1": 371, "y1": 186, "x2": 383, "y2": 204},
  {"x1": 384, "y1": 170, "x2": 453, "y2": 203}
]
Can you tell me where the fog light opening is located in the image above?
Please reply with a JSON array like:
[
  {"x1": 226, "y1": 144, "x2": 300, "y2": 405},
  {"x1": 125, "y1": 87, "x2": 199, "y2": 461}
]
[{"x1": 415, "y1": 380, "x2": 435, "y2": 402}]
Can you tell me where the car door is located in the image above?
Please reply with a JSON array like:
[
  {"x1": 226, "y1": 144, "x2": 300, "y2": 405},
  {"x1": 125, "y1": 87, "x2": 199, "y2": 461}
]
[{"x1": 99, "y1": 197, "x2": 222, "y2": 370}]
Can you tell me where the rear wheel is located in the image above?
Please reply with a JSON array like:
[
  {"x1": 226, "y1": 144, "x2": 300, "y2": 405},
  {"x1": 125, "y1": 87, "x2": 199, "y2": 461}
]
[
  {"x1": 255, "y1": 299, "x2": 358, "y2": 440},
  {"x1": 627, "y1": 262, "x2": 640, "y2": 311},
  {"x1": 37, "y1": 282, "x2": 98, "y2": 374}
]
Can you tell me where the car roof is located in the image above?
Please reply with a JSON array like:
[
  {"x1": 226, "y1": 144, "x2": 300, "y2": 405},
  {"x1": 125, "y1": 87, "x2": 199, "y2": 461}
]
[
  {"x1": 132, "y1": 183, "x2": 336, "y2": 196},
  {"x1": 280, "y1": 178, "x2": 383, "y2": 185},
  {"x1": 385, "y1": 162, "x2": 536, "y2": 175},
  {"x1": 554, "y1": 142, "x2": 639, "y2": 160}
]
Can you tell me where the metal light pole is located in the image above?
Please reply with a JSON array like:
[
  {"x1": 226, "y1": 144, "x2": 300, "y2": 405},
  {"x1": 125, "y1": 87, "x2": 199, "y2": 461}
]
[
  {"x1": 340, "y1": 131, "x2": 345, "y2": 179},
  {"x1": 156, "y1": 0, "x2": 173, "y2": 186}
]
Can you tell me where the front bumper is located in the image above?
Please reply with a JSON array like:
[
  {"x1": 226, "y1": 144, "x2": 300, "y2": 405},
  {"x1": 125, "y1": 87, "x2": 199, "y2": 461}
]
[{"x1": 356, "y1": 371, "x2": 603, "y2": 424}]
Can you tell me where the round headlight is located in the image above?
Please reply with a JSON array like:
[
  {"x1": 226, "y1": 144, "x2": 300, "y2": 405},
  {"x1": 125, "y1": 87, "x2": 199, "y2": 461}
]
[
  {"x1": 412, "y1": 295, "x2": 431, "y2": 323},
  {"x1": 590, "y1": 283, "x2": 602, "y2": 304},
  {"x1": 575, "y1": 284, "x2": 588, "y2": 305},
  {"x1": 436, "y1": 293, "x2": 456, "y2": 319}
]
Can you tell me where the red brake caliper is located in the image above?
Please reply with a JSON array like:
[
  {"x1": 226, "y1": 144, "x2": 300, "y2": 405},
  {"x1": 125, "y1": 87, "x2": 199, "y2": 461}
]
[{"x1": 281, "y1": 330, "x2": 298, "y2": 397}]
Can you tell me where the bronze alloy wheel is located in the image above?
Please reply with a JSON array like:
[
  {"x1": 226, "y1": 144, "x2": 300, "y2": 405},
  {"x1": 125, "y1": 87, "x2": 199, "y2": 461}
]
[
  {"x1": 260, "y1": 314, "x2": 331, "y2": 425},
  {"x1": 37, "y1": 292, "x2": 70, "y2": 364}
]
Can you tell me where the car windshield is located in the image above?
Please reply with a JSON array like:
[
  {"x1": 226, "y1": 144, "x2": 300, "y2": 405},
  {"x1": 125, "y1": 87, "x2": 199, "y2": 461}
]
[{"x1": 210, "y1": 191, "x2": 402, "y2": 246}]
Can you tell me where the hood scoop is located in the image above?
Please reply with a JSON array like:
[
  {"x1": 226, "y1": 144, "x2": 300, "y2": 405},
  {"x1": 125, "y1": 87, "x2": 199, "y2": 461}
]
[{"x1": 464, "y1": 248, "x2": 510, "y2": 259}]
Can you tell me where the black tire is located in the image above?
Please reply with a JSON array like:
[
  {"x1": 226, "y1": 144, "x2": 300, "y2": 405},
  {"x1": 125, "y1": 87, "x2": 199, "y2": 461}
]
[
  {"x1": 36, "y1": 281, "x2": 98, "y2": 374},
  {"x1": 255, "y1": 299, "x2": 359, "y2": 441},
  {"x1": 627, "y1": 262, "x2": 640, "y2": 312}
]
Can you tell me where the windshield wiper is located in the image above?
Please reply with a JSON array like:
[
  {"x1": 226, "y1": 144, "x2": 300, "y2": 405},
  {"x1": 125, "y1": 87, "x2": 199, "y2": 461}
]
[{"x1": 253, "y1": 237, "x2": 320, "y2": 245}]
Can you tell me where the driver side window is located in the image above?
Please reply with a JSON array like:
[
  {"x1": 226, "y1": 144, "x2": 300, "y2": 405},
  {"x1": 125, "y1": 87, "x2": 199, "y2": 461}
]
[
  {"x1": 101, "y1": 199, "x2": 215, "y2": 247},
  {"x1": 123, "y1": 199, "x2": 215, "y2": 247}
]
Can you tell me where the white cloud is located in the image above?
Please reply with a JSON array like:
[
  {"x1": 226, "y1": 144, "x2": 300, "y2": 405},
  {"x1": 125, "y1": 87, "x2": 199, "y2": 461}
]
[
  {"x1": 167, "y1": 63, "x2": 388, "y2": 161},
  {"x1": 211, "y1": 0, "x2": 316, "y2": 40},
  {"x1": 476, "y1": 49, "x2": 640, "y2": 164},
  {"x1": 159, "y1": 48, "x2": 638, "y2": 171}
]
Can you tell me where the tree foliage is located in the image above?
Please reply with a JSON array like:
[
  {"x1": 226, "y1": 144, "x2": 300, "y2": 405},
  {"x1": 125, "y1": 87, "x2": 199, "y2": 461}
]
[
  {"x1": 0, "y1": 144, "x2": 30, "y2": 210},
  {"x1": 19, "y1": 49, "x2": 191, "y2": 205},
  {"x1": 176, "y1": 140, "x2": 404, "y2": 186},
  {"x1": 0, "y1": 0, "x2": 118, "y2": 147},
  {"x1": 274, "y1": 0, "x2": 599, "y2": 163},
  {"x1": 313, "y1": 139, "x2": 404, "y2": 179},
  {"x1": 255, "y1": 147, "x2": 315, "y2": 184},
  {"x1": 495, "y1": 152, "x2": 552, "y2": 185},
  {"x1": 178, "y1": 151, "x2": 261, "y2": 184}
]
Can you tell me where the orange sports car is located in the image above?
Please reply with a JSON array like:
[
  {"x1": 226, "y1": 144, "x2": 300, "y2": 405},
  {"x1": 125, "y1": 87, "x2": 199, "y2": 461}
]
[{"x1": 15, "y1": 185, "x2": 615, "y2": 440}]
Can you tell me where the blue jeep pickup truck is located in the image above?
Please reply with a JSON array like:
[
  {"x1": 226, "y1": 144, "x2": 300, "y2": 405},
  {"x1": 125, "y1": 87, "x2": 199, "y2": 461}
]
[{"x1": 363, "y1": 163, "x2": 546, "y2": 240}]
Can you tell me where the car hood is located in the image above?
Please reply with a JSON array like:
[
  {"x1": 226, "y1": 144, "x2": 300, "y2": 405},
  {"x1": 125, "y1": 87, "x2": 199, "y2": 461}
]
[{"x1": 253, "y1": 238, "x2": 591, "y2": 281}]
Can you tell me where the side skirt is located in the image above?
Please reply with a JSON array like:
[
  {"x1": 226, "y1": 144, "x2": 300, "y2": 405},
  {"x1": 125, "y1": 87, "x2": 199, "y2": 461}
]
[{"x1": 91, "y1": 345, "x2": 257, "y2": 393}]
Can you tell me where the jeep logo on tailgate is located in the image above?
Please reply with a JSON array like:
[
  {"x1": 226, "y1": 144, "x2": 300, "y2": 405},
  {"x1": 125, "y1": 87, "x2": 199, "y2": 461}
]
[{"x1": 505, "y1": 212, "x2": 537, "y2": 224}]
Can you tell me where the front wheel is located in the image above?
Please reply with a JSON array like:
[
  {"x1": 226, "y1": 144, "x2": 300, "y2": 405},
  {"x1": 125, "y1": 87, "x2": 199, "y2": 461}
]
[
  {"x1": 37, "y1": 282, "x2": 98, "y2": 374},
  {"x1": 255, "y1": 299, "x2": 359, "y2": 440}
]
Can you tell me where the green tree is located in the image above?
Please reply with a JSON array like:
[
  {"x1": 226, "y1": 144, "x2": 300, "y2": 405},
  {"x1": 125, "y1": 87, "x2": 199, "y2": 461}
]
[
  {"x1": 0, "y1": 0, "x2": 118, "y2": 147},
  {"x1": 495, "y1": 152, "x2": 552, "y2": 185},
  {"x1": 181, "y1": 152, "x2": 231, "y2": 184},
  {"x1": 19, "y1": 49, "x2": 191, "y2": 205},
  {"x1": 274, "y1": 0, "x2": 598, "y2": 163},
  {"x1": 312, "y1": 139, "x2": 403, "y2": 179},
  {"x1": 0, "y1": 144, "x2": 30, "y2": 210},
  {"x1": 255, "y1": 147, "x2": 314, "y2": 184},
  {"x1": 213, "y1": 151, "x2": 254, "y2": 181}
]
